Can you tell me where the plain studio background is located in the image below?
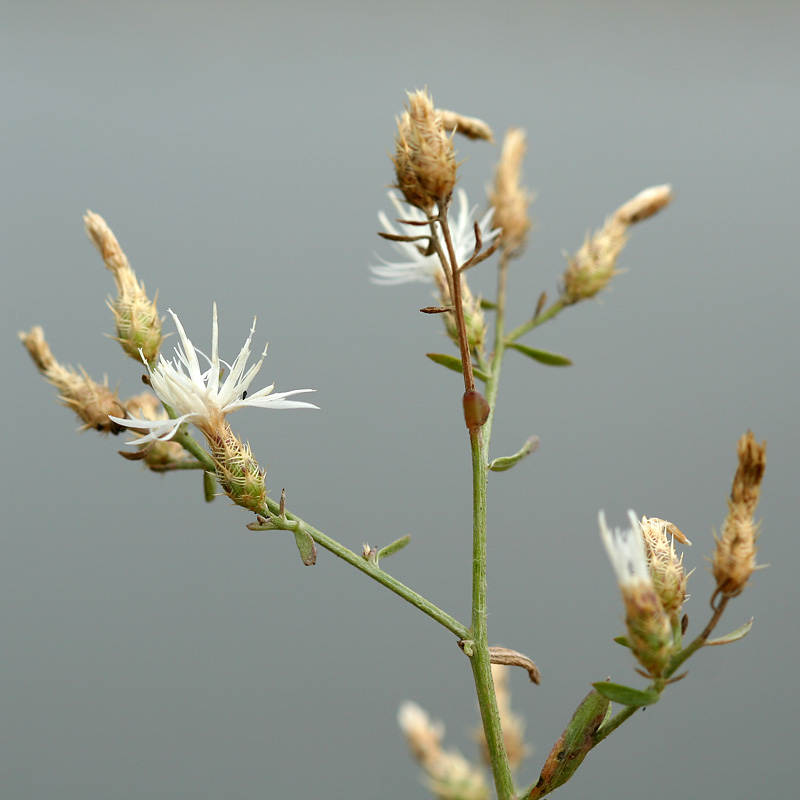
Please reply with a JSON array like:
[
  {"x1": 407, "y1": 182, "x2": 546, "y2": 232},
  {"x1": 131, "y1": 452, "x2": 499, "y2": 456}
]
[{"x1": 2, "y1": 2, "x2": 797, "y2": 798}]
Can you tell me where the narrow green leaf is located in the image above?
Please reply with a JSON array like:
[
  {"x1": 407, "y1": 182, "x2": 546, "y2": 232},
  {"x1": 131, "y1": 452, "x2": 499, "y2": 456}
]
[
  {"x1": 425, "y1": 353, "x2": 490, "y2": 382},
  {"x1": 293, "y1": 526, "x2": 317, "y2": 566},
  {"x1": 592, "y1": 682, "x2": 660, "y2": 707},
  {"x1": 377, "y1": 535, "x2": 411, "y2": 561},
  {"x1": 706, "y1": 617, "x2": 754, "y2": 646},
  {"x1": 613, "y1": 635, "x2": 632, "y2": 649},
  {"x1": 488, "y1": 435, "x2": 540, "y2": 472},
  {"x1": 507, "y1": 342, "x2": 572, "y2": 366},
  {"x1": 480, "y1": 297, "x2": 498, "y2": 310}
]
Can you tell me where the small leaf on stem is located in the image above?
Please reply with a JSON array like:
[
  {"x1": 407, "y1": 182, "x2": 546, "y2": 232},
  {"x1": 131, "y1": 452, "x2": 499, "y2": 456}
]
[
  {"x1": 705, "y1": 617, "x2": 754, "y2": 646},
  {"x1": 591, "y1": 681, "x2": 660, "y2": 707},
  {"x1": 488, "y1": 435, "x2": 539, "y2": 472},
  {"x1": 507, "y1": 342, "x2": 572, "y2": 366}
]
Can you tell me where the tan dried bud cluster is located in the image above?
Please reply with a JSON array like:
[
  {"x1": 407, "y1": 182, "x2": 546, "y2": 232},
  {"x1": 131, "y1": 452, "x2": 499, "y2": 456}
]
[
  {"x1": 398, "y1": 701, "x2": 489, "y2": 800},
  {"x1": 713, "y1": 431, "x2": 766, "y2": 598},
  {"x1": 84, "y1": 211, "x2": 163, "y2": 363},
  {"x1": 438, "y1": 109, "x2": 494, "y2": 142},
  {"x1": 475, "y1": 665, "x2": 529, "y2": 773},
  {"x1": 640, "y1": 516, "x2": 692, "y2": 626},
  {"x1": 205, "y1": 421, "x2": 266, "y2": 511},
  {"x1": 19, "y1": 326, "x2": 125, "y2": 434},
  {"x1": 560, "y1": 185, "x2": 673, "y2": 305},
  {"x1": 488, "y1": 128, "x2": 533, "y2": 256},
  {"x1": 392, "y1": 89, "x2": 457, "y2": 212}
]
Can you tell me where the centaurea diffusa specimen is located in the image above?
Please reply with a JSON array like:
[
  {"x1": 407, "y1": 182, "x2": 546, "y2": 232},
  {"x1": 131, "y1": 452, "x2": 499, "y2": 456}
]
[
  {"x1": 111, "y1": 303, "x2": 317, "y2": 444},
  {"x1": 20, "y1": 90, "x2": 766, "y2": 800}
]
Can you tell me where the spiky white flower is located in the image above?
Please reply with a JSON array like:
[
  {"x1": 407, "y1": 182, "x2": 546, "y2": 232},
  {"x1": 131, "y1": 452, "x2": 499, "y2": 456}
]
[
  {"x1": 598, "y1": 509, "x2": 652, "y2": 588},
  {"x1": 111, "y1": 304, "x2": 317, "y2": 443},
  {"x1": 370, "y1": 189, "x2": 498, "y2": 285}
]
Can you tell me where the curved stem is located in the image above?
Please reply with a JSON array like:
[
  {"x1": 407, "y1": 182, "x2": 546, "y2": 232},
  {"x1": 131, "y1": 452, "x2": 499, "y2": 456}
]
[{"x1": 260, "y1": 497, "x2": 470, "y2": 640}]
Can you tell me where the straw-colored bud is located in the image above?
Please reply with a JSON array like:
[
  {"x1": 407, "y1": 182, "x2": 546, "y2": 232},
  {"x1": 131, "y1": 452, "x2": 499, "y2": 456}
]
[
  {"x1": 438, "y1": 109, "x2": 494, "y2": 142},
  {"x1": 397, "y1": 701, "x2": 490, "y2": 800},
  {"x1": 84, "y1": 210, "x2": 163, "y2": 363},
  {"x1": 206, "y1": 421, "x2": 266, "y2": 511},
  {"x1": 640, "y1": 516, "x2": 691, "y2": 626},
  {"x1": 713, "y1": 432, "x2": 766, "y2": 598},
  {"x1": 488, "y1": 128, "x2": 533, "y2": 256},
  {"x1": 19, "y1": 326, "x2": 125, "y2": 434},
  {"x1": 613, "y1": 184, "x2": 673, "y2": 225},
  {"x1": 560, "y1": 185, "x2": 673, "y2": 305},
  {"x1": 394, "y1": 89, "x2": 457, "y2": 209},
  {"x1": 393, "y1": 112, "x2": 434, "y2": 214}
]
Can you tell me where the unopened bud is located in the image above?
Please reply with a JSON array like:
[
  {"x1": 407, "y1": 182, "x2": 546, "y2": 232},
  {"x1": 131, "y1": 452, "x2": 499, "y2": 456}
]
[
  {"x1": 560, "y1": 185, "x2": 673, "y2": 305},
  {"x1": 640, "y1": 516, "x2": 691, "y2": 626},
  {"x1": 713, "y1": 431, "x2": 766, "y2": 599},
  {"x1": 488, "y1": 128, "x2": 533, "y2": 256},
  {"x1": 84, "y1": 210, "x2": 163, "y2": 363},
  {"x1": 19, "y1": 326, "x2": 125, "y2": 434},
  {"x1": 206, "y1": 422, "x2": 266, "y2": 511},
  {"x1": 438, "y1": 109, "x2": 494, "y2": 142},
  {"x1": 392, "y1": 89, "x2": 457, "y2": 210}
]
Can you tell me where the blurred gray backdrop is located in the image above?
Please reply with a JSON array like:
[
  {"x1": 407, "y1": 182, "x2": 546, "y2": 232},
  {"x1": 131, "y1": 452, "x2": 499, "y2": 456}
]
[{"x1": 3, "y1": 1, "x2": 798, "y2": 798}]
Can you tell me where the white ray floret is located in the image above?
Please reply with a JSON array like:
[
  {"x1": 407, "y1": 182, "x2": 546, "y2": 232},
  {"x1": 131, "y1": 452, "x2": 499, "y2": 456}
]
[
  {"x1": 111, "y1": 304, "x2": 317, "y2": 443},
  {"x1": 598, "y1": 509, "x2": 652, "y2": 588},
  {"x1": 370, "y1": 189, "x2": 498, "y2": 285}
]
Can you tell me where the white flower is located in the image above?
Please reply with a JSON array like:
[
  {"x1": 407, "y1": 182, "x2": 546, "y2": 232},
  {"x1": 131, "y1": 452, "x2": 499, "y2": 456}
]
[
  {"x1": 598, "y1": 509, "x2": 651, "y2": 588},
  {"x1": 111, "y1": 304, "x2": 317, "y2": 443},
  {"x1": 370, "y1": 189, "x2": 498, "y2": 285}
]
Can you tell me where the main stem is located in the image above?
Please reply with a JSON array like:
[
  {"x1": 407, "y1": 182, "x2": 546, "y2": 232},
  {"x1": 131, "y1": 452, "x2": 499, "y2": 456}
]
[{"x1": 438, "y1": 200, "x2": 515, "y2": 798}]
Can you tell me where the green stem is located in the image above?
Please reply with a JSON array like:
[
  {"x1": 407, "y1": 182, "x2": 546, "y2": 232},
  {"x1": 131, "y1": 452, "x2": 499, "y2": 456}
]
[
  {"x1": 505, "y1": 297, "x2": 565, "y2": 344},
  {"x1": 461, "y1": 248, "x2": 516, "y2": 800},
  {"x1": 172, "y1": 429, "x2": 468, "y2": 638},
  {"x1": 467, "y1": 427, "x2": 515, "y2": 800},
  {"x1": 261, "y1": 497, "x2": 470, "y2": 640}
]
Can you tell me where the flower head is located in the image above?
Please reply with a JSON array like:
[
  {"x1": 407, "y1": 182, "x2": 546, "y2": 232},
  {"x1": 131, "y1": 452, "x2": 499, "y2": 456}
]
[
  {"x1": 370, "y1": 189, "x2": 497, "y2": 285},
  {"x1": 111, "y1": 304, "x2": 317, "y2": 443},
  {"x1": 599, "y1": 509, "x2": 674, "y2": 677}
]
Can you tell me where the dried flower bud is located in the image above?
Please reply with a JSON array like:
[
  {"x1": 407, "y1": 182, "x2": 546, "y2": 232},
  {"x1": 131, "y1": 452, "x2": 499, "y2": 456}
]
[
  {"x1": 398, "y1": 701, "x2": 489, "y2": 800},
  {"x1": 560, "y1": 185, "x2": 673, "y2": 305},
  {"x1": 713, "y1": 432, "x2": 766, "y2": 599},
  {"x1": 438, "y1": 109, "x2": 494, "y2": 142},
  {"x1": 19, "y1": 326, "x2": 125, "y2": 434},
  {"x1": 84, "y1": 210, "x2": 163, "y2": 363},
  {"x1": 392, "y1": 89, "x2": 457, "y2": 211},
  {"x1": 206, "y1": 421, "x2": 266, "y2": 511},
  {"x1": 599, "y1": 510, "x2": 674, "y2": 677},
  {"x1": 640, "y1": 516, "x2": 691, "y2": 625},
  {"x1": 488, "y1": 128, "x2": 533, "y2": 256},
  {"x1": 613, "y1": 185, "x2": 673, "y2": 225}
]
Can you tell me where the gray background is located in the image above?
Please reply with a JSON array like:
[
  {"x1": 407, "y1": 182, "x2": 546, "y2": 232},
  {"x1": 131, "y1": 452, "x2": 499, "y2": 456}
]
[{"x1": 3, "y1": 1, "x2": 798, "y2": 798}]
